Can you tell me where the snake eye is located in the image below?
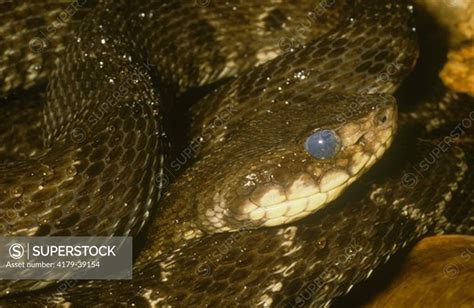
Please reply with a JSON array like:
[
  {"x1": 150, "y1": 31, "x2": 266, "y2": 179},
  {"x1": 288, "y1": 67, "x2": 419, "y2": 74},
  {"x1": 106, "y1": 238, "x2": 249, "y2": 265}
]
[{"x1": 305, "y1": 129, "x2": 341, "y2": 159}]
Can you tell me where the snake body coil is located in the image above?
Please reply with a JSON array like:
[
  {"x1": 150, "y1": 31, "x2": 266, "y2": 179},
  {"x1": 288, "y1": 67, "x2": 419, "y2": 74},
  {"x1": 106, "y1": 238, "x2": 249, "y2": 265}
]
[{"x1": 0, "y1": 0, "x2": 473, "y2": 306}]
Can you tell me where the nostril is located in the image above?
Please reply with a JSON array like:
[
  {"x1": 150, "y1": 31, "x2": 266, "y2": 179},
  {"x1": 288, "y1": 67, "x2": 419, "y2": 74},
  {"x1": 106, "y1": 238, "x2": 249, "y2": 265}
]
[{"x1": 376, "y1": 110, "x2": 390, "y2": 126}]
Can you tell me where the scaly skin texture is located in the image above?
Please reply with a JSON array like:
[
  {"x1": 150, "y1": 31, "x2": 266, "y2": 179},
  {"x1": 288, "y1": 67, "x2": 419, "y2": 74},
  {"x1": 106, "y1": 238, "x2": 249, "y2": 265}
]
[
  {"x1": 0, "y1": 0, "x2": 472, "y2": 306},
  {"x1": 0, "y1": 1, "x2": 98, "y2": 94},
  {"x1": 2, "y1": 0, "x2": 413, "y2": 237}
]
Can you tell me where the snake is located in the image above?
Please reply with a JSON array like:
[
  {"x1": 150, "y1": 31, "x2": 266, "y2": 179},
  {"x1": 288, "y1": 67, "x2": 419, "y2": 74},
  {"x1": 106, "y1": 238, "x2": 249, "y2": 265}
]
[{"x1": 0, "y1": 0, "x2": 473, "y2": 306}]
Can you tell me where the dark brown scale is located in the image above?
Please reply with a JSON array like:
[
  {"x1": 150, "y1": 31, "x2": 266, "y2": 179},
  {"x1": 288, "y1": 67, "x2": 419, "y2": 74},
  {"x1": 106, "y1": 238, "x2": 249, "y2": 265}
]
[
  {"x1": 368, "y1": 61, "x2": 387, "y2": 75},
  {"x1": 263, "y1": 8, "x2": 288, "y2": 31},
  {"x1": 355, "y1": 60, "x2": 373, "y2": 73}
]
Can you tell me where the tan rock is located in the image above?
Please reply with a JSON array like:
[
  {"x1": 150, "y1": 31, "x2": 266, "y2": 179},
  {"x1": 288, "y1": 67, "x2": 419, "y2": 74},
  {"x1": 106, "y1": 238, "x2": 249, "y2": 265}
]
[
  {"x1": 364, "y1": 235, "x2": 474, "y2": 308},
  {"x1": 440, "y1": 44, "x2": 474, "y2": 96}
]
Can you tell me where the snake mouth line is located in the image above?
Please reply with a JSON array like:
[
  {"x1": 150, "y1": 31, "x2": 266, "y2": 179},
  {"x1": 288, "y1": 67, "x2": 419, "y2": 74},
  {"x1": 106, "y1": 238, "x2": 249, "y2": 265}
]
[
  {"x1": 202, "y1": 104, "x2": 397, "y2": 233},
  {"x1": 206, "y1": 109, "x2": 396, "y2": 231},
  {"x1": 247, "y1": 130, "x2": 395, "y2": 227}
]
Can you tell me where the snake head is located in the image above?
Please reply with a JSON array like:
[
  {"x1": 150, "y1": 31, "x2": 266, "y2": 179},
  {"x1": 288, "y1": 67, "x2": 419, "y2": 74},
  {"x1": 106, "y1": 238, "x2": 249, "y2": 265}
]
[{"x1": 195, "y1": 93, "x2": 397, "y2": 233}]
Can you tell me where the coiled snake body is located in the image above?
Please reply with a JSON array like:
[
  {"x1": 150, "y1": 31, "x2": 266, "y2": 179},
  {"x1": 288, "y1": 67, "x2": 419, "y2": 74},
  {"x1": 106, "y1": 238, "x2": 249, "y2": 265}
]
[{"x1": 0, "y1": 0, "x2": 473, "y2": 306}]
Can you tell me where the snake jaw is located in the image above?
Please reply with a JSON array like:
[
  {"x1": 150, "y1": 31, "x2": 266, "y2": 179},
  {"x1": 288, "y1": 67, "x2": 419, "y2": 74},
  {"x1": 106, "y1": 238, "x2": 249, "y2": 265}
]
[
  {"x1": 212, "y1": 98, "x2": 397, "y2": 231},
  {"x1": 201, "y1": 132, "x2": 398, "y2": 232}
]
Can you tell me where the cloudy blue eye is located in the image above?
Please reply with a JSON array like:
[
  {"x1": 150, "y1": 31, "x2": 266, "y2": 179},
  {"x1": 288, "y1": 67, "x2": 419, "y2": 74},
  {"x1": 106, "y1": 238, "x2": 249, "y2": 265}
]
[{"x1": 305, "y1": 129, "x2": 341, "y2": 159}]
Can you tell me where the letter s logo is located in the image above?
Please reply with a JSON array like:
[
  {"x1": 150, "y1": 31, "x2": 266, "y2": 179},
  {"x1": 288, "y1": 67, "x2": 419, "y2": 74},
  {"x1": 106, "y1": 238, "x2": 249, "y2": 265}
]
[{"x1": 9, "y1": 243, "x2": 25, "y2": 259}]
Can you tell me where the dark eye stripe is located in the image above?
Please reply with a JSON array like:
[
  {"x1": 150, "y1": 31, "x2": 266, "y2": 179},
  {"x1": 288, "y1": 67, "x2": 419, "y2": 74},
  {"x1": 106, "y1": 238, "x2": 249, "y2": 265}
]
[{"x1": 305, "y1": 129, "x2": 341, "y2": 159}]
